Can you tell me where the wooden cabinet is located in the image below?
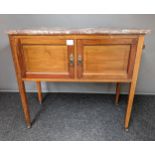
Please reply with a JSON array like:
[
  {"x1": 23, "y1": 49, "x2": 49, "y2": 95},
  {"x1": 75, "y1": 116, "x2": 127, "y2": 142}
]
[{"x1": 8, "y1": 29, "x2": 149, "y2": 130}]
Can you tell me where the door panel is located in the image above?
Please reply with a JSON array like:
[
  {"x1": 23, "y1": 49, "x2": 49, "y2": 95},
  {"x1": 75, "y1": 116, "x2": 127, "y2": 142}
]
[
  {"x1": 19, "y1": 38, "x2": 74, "y2": 79},
  {"x1": 77, "y1": 39, "x2": 137, "y2": 80},
  {"x1": 23, "y1": 45, "x2": 68, "y2": 72}
]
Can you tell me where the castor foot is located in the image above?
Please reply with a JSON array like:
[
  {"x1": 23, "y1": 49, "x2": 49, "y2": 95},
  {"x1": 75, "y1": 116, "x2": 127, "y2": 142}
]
[
  {"x1": 125, "y1": 128, "x2": 129, "y2": 132},
  {"x1": 115, "y1": 103, "x2": 119, "y2": 106},
  {"x1": 27, "y1": 124, "x2": 31, "y2": 129}
]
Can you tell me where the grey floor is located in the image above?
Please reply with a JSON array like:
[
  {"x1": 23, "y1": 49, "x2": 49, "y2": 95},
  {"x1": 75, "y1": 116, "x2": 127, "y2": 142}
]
[{"x1": 0, "y1": 92, "x2": 155, "y2": 141}]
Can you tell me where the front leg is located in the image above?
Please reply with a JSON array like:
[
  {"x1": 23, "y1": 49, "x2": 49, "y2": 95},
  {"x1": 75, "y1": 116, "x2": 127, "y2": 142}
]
[
  {"x1": 125, "y1": 82, "x2": 136, "y2": 129},
  {"x1": 125, "y1": 36, "x2": 144, "y2": 129}
]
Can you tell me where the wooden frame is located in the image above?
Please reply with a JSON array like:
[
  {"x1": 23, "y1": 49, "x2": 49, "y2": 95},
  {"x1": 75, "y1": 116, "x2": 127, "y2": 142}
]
[{"x1": 9, "y1": 34, "x2": 145, "y2": 129}]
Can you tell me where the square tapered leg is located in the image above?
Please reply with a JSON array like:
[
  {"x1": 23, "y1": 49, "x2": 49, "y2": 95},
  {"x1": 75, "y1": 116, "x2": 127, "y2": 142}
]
[{"x1": 36, "y1": 81, "x2": 42, "y2": 104}]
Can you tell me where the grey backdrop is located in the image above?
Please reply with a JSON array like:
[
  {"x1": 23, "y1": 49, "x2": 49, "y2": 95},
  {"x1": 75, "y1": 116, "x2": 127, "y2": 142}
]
[{"x1": 0, "y1": 14, "x2": 154, "y2": 94}]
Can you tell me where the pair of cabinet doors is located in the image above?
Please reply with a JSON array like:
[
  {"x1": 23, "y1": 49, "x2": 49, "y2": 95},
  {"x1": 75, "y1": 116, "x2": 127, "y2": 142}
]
[{"x1": 18, "y1": 36, "x2": 138, "y2": 82}]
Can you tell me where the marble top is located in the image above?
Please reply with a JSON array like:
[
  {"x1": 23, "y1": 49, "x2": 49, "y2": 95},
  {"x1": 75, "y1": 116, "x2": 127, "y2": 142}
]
[{"x1": 7, "y1": 28, "x2": 150, "y2": 35}]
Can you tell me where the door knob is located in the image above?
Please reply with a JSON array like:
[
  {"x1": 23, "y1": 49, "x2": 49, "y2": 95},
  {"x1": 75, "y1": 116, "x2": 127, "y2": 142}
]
[
  {"x1": 78, "y1": 55, "x2": 82, "y2": 65},
  {"x1": 69, "y1": 53, "x2": 74, "y2": 65}
]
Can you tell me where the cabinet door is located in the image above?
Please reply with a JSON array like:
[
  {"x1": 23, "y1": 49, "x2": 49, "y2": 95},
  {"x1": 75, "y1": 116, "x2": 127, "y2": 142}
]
[
  {"x1": 77, "y1": 38, "x2": 138, "y2": 81},
  {"x1": 19, "y1": 38, "x2": 74, "y2": 79}
]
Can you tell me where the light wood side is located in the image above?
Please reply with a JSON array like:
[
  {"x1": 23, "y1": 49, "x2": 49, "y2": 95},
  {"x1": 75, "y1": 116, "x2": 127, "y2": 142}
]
[
  {"x1": 36, "y1": 82, "x2": 42, "y2": 104},
  {"x1": 125, "y1": 35, "x2": 144, "y2": 129}
]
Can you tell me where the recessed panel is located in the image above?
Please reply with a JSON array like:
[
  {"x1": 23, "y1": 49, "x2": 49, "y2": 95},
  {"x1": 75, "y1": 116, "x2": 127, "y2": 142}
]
[
  {"x1": 83, "y1": 45, "x2": 130, "y2": 76},
  {"x1": 23, "y1": 45, "x2": 68, "y2": 73}
]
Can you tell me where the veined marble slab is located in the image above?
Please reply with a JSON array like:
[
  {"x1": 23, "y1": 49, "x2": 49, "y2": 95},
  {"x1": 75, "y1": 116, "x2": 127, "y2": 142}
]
[{"x1": 7, "y1": 28, "x2": 151, "y2": 35}]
